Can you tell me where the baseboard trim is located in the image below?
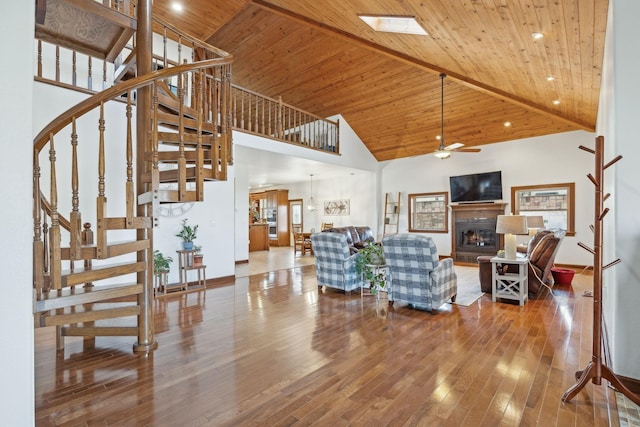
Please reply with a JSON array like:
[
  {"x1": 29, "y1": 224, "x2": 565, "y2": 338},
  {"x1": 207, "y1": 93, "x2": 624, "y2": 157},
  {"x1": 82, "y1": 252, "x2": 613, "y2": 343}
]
[{"x1": 235, "y1": 259, "x2": 249, "y2": 265}]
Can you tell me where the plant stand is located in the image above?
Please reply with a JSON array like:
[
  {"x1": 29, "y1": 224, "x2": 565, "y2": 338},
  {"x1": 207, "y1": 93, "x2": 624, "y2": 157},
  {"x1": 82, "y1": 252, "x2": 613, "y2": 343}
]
[
  {"x1": 361, "y1": 263, "x2": 389, "y2": 301},
  {"x1": 561, "y1": 136, "x2": 640, "y2": 406},
  {"x1": 177, "y1": 250, "x2": 207, "y2": 292}
]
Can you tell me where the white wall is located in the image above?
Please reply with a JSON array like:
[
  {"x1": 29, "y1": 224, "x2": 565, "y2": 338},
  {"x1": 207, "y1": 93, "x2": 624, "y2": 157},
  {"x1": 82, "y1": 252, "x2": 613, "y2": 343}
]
[
  {"x1": 599, "y1": 0, "x2": 640, "y2": 380},
  {"x1": 380, "y1": 131, "x2": 595, "y2": 266},
  {"x1": 2, "y1": 1, "x2": 35, "y2": 424}
]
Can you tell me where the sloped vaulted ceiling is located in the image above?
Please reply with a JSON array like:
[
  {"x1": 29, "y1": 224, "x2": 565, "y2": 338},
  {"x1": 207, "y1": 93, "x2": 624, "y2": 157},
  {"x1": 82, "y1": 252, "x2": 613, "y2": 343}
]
[{"x1": 151, "y1": 0, "x2": 608, "y2": 161}]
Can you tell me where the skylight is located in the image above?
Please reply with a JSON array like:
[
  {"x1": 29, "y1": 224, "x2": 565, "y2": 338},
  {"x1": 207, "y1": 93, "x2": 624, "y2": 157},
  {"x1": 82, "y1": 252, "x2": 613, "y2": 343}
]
[{"x1": 358, "y1": 15, "x2": 428, "y2": 36}]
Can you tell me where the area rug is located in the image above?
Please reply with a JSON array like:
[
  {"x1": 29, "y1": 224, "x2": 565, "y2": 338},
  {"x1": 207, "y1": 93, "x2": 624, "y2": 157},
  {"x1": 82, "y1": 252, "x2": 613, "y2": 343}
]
[{"x1": 450, "y1": 274, "x2": 484, "y2": 306}]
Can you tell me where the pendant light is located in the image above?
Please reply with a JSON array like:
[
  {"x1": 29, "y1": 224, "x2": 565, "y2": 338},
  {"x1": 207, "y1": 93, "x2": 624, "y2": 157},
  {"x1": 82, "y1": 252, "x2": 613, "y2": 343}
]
[
  {"x1": 307, "y1": 174, "x2": 317, "y2": 211},
  {"x1": 433, "y1": 73, "x2": 451, "y2": 159}
]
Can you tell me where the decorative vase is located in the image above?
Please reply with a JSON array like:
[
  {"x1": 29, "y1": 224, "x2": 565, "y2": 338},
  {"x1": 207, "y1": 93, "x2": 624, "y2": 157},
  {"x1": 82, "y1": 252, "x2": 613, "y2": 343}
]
[{"x1": 183, "y1": 241, "x2": 194, "y2": 251}]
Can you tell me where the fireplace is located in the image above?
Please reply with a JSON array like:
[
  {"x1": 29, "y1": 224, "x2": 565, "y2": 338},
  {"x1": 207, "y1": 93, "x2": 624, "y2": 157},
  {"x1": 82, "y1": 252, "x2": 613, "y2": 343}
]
[{"x1": 450, "y1": 203, "x2": 507, "y2": 263}]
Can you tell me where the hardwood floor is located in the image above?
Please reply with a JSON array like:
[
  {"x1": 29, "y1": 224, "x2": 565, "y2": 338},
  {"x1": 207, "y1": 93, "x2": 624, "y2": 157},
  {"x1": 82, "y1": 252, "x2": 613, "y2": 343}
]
[{"x1": 34, "y1": 249, "x2": 636, "y2": 426}]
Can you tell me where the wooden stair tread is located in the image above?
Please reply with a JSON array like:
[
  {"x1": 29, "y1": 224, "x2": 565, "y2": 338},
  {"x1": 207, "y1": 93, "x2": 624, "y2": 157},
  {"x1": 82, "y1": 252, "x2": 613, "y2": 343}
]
[
  {"x1": 35, "y1": 283, "x2": 143, "y2": 312},
  {"x1": 59, "y1": 261, "x2": 146, "y2": 287},
  {"x1": 156, "y1": 111, "x2": 216, "y2": 134},
  {"x1": 60, "y1": 239, "x2": 150, "y2": 260}
]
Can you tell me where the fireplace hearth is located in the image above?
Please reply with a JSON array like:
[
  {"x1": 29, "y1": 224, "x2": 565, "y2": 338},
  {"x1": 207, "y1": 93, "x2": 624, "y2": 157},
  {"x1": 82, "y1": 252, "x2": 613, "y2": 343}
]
[{"x1": 450, "y1": 203, "x2": 507, "y2": 263}]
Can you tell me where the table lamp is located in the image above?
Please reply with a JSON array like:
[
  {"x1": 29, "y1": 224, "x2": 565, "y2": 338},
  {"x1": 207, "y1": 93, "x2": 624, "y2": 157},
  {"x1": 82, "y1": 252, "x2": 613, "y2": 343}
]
[
  {"x1": 526, "y1": 215, "x2": 545, "y2": 237},
  {"x1": 496, "y1": 215, "x2": 529, "y2": 259}
]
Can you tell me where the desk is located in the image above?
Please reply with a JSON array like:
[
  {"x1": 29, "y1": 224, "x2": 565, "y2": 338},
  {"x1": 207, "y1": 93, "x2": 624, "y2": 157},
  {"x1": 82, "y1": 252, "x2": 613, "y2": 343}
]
[{"x1": 491, "y1": 256, "x2": 528, "y2": 306}]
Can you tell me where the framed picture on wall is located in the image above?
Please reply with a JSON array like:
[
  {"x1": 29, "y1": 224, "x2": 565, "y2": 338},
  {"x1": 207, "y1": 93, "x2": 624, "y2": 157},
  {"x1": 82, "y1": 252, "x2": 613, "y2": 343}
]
[{"x1": 324, "y1": 200, "x2": 350, "y2": 215}]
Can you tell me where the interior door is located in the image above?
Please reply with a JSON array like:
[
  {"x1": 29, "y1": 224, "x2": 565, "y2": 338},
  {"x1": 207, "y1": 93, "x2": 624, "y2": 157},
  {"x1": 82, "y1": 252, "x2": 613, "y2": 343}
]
[{"x1": 289, "y1": 199, "x2": 303, "y2": 246}]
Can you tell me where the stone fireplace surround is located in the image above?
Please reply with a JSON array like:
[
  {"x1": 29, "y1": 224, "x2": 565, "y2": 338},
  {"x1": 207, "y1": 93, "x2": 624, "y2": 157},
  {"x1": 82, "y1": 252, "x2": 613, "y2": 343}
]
[{"x1": 450, "y1": 203, "x2": 507, "y2": 264}]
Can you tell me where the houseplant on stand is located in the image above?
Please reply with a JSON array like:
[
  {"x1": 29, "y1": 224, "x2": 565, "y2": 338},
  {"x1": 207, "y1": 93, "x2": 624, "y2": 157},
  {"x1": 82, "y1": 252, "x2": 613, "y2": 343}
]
[
  {"x1": 153, "y1": 250, "x2": 173, "y2": 294},
  {"x1": 176, "y1": 218, "x2": 198, "y2": 251},
  {"x1": 193, "y1": 245, "x2": 204, "y2": 266},
  {"x1": 355, "y1": 242, "x2": 387, "y2": 296}
]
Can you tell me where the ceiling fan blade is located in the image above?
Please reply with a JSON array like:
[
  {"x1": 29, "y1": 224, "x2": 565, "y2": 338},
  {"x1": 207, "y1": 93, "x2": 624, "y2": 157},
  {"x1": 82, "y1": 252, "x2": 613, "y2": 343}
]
[
  {"x1": 452, "y1": 148, "x2": 481, "y2": 153},
  {"x1": 445, "y1": 142, "x2": 465, "y2": 150}
]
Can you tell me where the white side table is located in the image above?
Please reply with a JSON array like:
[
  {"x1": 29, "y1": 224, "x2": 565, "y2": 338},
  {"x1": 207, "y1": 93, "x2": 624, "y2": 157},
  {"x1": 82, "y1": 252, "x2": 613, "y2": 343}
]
[
  {"x1": 491, "y1": 256, "x2": 529, "y2": 306},
  {"x1": 361, "y1": 264, "x2": 390, "y2": 300}
]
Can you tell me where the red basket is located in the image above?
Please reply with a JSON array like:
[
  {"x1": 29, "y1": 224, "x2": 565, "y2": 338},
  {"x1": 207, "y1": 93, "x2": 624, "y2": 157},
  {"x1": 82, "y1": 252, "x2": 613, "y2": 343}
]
[{"x1": 551, "y1": 268, "x2": 575, "y2": 285}]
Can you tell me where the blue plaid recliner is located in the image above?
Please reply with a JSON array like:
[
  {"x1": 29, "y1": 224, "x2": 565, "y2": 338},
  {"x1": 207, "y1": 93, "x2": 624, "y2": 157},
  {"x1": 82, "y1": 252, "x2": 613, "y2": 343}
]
[
  {"x1": 311, "y1": 232, "x2": 363, "y2": 293},
  {"x1": 381, "y1": 234, "x2": 457, "y2": 312}
]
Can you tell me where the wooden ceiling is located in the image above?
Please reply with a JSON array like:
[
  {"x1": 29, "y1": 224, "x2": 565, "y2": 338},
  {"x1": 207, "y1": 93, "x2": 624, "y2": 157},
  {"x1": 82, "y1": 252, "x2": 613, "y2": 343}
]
[{"x1": 151, "y1": 0, "x2": 608, "y2": 161}]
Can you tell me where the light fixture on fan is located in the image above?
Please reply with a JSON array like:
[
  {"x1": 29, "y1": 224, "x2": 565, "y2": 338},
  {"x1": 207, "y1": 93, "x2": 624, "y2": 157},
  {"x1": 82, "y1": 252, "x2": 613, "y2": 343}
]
[
  {"x1": 307, "y1": 174, "x2": 317, "y2": 211},
  {"x1": 432, "y1": 73, "x2": 481, "y2": 159}
]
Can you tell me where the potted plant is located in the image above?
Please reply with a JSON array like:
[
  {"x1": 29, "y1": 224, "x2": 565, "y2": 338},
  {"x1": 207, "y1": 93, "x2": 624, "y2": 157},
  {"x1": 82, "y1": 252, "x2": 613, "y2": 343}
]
[
  {"x1": 153, "y1": 250, "x2": 173, "y2": 275},
  {"x1": 176, "y1": 218, "x2": 198, "y2": 250},
  {"x1": 193, "y1": 245, "x2": 204, "y2": 266},
  {"x1": 355, "y1": 242, "x2": 387, "y2": 294}
]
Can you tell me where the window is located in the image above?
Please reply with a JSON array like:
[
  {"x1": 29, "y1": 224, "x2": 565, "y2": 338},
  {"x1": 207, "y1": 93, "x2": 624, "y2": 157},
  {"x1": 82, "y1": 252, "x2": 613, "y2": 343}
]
[
  {"x1": 511, "y1": 182, "x2": 575, "y2": 236},
  {"x1": 408, "y1": 192, "x2": 448, "y2": 233}
]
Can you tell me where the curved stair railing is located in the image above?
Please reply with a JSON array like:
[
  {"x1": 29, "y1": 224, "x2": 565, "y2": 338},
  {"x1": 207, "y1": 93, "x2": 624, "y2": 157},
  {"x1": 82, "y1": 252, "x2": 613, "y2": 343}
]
[{"x1": 34, "y1": 50, "x2": 232, "y2": 351}]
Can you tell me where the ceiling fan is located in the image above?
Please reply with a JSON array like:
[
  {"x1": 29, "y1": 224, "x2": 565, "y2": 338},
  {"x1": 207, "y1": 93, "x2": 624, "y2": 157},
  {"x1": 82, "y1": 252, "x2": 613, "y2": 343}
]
[{"x1": 433, "y1": 73, "x2": 481, "y2": 159}]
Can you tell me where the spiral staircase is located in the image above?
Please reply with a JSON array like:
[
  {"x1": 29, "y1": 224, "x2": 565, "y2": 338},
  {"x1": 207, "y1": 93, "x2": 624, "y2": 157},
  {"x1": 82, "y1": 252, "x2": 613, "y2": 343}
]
[{"x1": 33, "y1": 0, "x2": 233, "y2": 352}]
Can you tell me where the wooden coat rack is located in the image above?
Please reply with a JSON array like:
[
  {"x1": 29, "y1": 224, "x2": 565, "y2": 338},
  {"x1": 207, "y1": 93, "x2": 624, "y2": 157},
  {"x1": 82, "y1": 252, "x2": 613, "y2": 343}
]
[{"x1": 562, "y1": 136, "x2": 640, "y2": 405}]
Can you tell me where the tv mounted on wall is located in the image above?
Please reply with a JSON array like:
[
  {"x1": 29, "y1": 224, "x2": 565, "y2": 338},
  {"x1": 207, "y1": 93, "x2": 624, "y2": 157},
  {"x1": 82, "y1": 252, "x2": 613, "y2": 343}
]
[{"x1": 449, "y1": 171, "x2": 503, "y2": 203}]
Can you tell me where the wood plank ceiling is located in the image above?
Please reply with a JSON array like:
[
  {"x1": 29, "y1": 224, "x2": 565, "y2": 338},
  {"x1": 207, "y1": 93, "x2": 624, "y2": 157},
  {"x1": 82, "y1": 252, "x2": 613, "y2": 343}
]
[{"x1": 151, "y1": 0, "x2": 608, "y2": 161}]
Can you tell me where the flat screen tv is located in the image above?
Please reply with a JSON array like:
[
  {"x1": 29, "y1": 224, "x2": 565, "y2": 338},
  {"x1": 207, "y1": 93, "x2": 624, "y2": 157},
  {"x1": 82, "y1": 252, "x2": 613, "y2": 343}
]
[{"x1": 449, "y1": 171, "x2": 503, "y2": 203}]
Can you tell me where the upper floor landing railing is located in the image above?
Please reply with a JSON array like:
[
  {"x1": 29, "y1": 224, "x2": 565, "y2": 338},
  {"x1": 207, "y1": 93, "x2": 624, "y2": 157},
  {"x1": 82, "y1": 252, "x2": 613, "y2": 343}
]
[{"x1": 230, "y1": 85, "x2": 340, "y2": 155}]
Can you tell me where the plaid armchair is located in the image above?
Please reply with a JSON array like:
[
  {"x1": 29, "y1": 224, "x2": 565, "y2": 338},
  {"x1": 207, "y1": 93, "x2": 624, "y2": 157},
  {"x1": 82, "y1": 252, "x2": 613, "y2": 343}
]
[
  {"x1": 381, "y1": 234, "x2": 457, "y2": 312},
  {"x1": 311, "y1": 232, "x2": 364, "y2": 293}
]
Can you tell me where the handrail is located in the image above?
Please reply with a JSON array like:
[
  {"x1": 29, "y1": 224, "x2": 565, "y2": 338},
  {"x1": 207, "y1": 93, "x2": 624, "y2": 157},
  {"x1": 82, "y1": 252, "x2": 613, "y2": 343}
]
[{"x1": 34, "y1": 57, "x2": 232, "y2": 152}]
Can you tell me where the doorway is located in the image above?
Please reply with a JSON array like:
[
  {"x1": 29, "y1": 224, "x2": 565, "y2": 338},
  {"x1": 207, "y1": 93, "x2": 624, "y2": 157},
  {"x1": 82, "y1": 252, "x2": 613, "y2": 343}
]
[{"x1": 289, "y1": 199, "x2": 303, "y2": 246}]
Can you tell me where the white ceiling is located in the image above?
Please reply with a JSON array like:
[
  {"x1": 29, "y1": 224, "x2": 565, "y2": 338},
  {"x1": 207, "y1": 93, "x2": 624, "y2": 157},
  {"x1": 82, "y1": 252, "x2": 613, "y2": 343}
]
[{"x1": 235, "y1": 145, "x2": 367, "y2": 190}]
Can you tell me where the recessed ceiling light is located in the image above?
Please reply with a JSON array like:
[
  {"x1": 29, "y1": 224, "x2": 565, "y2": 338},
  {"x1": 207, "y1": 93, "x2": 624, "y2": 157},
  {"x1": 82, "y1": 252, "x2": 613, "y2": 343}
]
[
  {"x1": 546, "y1": 75, "x2": 555, "y2": 82},
  {"x1": 171, "y1": 2, "x2": 183, "y2": 12},
  {"x1": 435, "y1": 135, "x2": 442, "y2": 140},
  {"x1": 552, "y1": 99, "x2": 560, "y2": 105},
  {"x1": 358, "y1": 15, "x2": 428, "y2": 36},
  {"x1": 504, "y1": 121, "x2": 512, "y2": 127},
  {"x1": 531, "y1": 32, "x2": 544, "y2": 40}
]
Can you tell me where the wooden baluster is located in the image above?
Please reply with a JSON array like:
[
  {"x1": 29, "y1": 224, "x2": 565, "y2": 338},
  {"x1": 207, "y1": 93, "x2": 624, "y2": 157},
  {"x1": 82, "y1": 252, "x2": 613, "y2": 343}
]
[
  {"x1": 96, "y1": 103, "x2": 107, "y2": 259},
  {"x1": 177, "y1": 35, "x2": 182, "y2": 66},
  {"x1": 191, "y1": 43, "x2": 196, "y2": 107},
  {"x1": 87, "y1": 56, "x2": 93, "y2": 90},
  {"x1": 222, "y1": 64, "x2": 232, "y2": 170},
  {"x1": 254, "y1": 94, "x2": 258, "y2": 132},
  {"x1": 277, "y1": 96, "x2": 283, "y2": 140},
  {"x1": 102, "y1": 60, "x2": 107, "y2": 90},
  {"x1": 82, "y1": 223, "x2": 94, "y2": 288},
  {"x1": 42, "y1": 219, "x2": 50, "y2": 292},
  {"x1": 126, "y1": 93, "x2": 134, "y2": 227},
  {"x1": 55, "y1": 46, "x2": 60, "y2": 83},
  {"x1": 196, "y1": 69, "x2": 204, "y2": 201},
  {"x1": 70, "y1": 118, "x2": 82, "y2": 260},
  {"x1": 240, "y1": 92, "x2": 245, "y2": 130},
  {"x1": 33, "y1": 151, "x2": 44, "y2": 297},
  {"x1": 71, "y1": 51, "x2": 77, "y2": 87},
  {"x1": 267, "y1": 99, "x2": 272, "y2": 136},
  {"x1": 151, "y1": 85, "x2": 160, "y2": 227},
  {"x1": 163, "y1": 27, "x2": 168, "y2": 70},
  {"x1": 177, "y1": 72, "x2": 187, "y2": 200},
  {"x1": 37, "y1": 41, "x2": 42, "y2": 78},
  {"x1": 48, "y1": 134, "x2": 62, "y2": 291}
]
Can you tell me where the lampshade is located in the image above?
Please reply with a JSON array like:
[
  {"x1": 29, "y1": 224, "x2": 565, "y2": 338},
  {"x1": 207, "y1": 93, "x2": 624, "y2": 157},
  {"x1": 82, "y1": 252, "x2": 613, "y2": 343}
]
[
  {"x1": 496, "y1": 215, "x2": 528, "y2": 259},
  {"x1": 496, "y1": 215, "x2": 529, "y2": 235},
  {"x1": 526, "y1": 215, "x2": 544, "y2": 237}
]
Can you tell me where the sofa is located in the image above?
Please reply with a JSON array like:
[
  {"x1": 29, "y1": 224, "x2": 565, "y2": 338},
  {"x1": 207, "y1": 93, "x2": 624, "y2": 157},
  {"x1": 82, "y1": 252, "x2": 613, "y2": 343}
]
[
  {"x1": 478, "y1": 229, "x2": 566, "y2": 296},
  {"x1": 310, "y1": 232, "x2": 364, "y2": 293},
  {"x1": 322, "y1": 226, "x2": 376, "y2": 253},
  {"x1": 382, "y1": 234, "x2": 458, "y2": 313}
]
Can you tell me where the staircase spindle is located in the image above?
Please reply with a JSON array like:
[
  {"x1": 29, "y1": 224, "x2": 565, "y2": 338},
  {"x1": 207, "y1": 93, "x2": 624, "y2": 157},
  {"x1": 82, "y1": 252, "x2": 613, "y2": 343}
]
[
  {"x1": 177, "y1": 72, "x2": 187, "y2": 200},
  {"x1": 48, "y1": 134, "x2": 62, "y2": 291},
  {"x1": 103, "y1": 60, "x2": 107, "y2": 89},
  {"x1": 96, "y1": 103, "x2": 107, "y2": 258},
  {"x1": 33, "y1": 151, "x2": 44, "y2": 296},
  {"x1": 42, "y1": 218, "x2": 50, "y2": 293},
  {"x1": 55, "y1": 46, "x2": 60, "y2": 82},
  {"x1": 72, "y1": 51, "x2": 77, "y2": 87},
  {"x1": 70, "y1": 118, "x2": 82, "y2": 259},
  {"x1": 195, "y1": 69, "x2": 204, "y2": 200},
  {"x1": 162, "y1": 27, "x2": 168, "y2": 70},
  {"x1": 126, "y1": 94, "x2": 134, "y2": 227},
  {"x1": 151, "y1": 84, "x2": 160, "y2": 227},
  {"x1": 37, "y1": 40, "x2": 42, "y2": 78},
  {"x1": 88, "y1": 56, "x2": 93, "y2": 90},
  {"x1": 82, "y1": 223, "x2": 94, "y2": 288}
]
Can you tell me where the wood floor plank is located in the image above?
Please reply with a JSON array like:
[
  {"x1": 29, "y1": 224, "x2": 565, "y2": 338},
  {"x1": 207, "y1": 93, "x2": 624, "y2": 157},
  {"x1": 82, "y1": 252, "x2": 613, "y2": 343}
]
[{"x1": 33, "y1": 252, "x2": 633, "y2": 426}]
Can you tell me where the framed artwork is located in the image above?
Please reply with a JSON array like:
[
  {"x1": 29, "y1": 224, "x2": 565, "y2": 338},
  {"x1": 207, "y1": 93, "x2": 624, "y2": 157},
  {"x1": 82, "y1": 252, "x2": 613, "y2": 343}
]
[{"x1": 324, "y1": 199, "x2": 350, "y2": 215}]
